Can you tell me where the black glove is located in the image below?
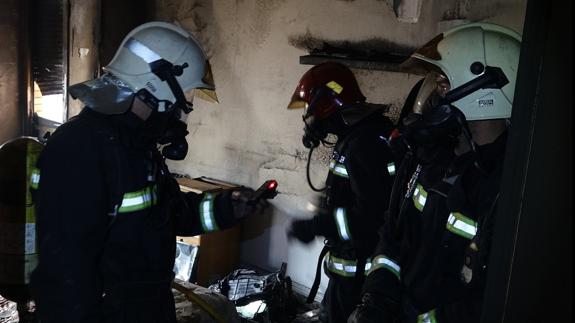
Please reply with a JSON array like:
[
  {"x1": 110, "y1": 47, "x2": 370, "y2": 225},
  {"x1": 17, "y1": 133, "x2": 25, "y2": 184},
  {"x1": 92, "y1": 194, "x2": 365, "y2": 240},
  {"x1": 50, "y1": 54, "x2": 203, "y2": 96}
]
[
  {"x1": 287, "y1": 218, "x2": 317, "y2": 244},
  {"x1": 347, "y1": 293, "x2": 401, "y2": 323},
  {"x1": 229, "y1": 187, "x2": 269, "y2": 220}
]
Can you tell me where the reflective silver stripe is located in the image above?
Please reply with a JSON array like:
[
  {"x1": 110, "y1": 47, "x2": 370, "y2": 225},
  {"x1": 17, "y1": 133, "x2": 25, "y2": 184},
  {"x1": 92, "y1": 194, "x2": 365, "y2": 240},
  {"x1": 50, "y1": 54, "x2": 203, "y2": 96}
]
[
  {"x1": 417, "y1": 309, "x2": 438, "y2": 323},
  {"x1": 365, "y1": 262, "x2": 372, "y2": 271},
  {"x1": 30, "y1": 169, "x2": 40, "y2": 189},
  {"x1": 324, "y1": 253, "x2": 372, "y2": 277},
  {"x1": 387, "y1": 162, "x2": 396, "y2": 175},
  {"x1": 125, "y1": 38, "x2": 162, "y2": 63},
  {"x1": 199, "y1": 194, "x2": 219, "y2": 232},
  {"x1": 446, "y1": 212, "x2": 477, "y2": 239},
  {"x1": 370, "y1": 255, "x2": 400, "y2": 280},
  {"x1": 419, "y1": 194, "x2": 427, "y2": 205},
  {"x1": 334, "y1": 208, "x2": 352, "y2": 241},
  {"x1": 412, "y1": 184, "x2": 427, "y2": 211},
  {"x1": 329, "y1": 159, "x2": 349, "y2": 178},
  {"x1": 118, "y1": 185, "x2": 157, "y2": 213}
]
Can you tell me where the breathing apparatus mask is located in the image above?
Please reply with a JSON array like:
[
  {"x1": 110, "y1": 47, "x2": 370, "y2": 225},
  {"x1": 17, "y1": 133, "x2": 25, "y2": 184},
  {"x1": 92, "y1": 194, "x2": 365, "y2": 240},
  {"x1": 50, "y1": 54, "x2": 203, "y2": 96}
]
[
  {"x1": 288, "y1": 62, "x2": 369, "y2": 191},
  {"x1": 135, "y1": 87, "x2": 191, "y2": 161},
  {"x1": 403, "y1": 66, "x2": 509, "y2": 167},
  {"x1": 136, "y1": 58, "x2": 195, "y2": 161},
  {"x1": 70, "y1": 59, "x2": 194, "y2": 161},
  {"x1": 301, "y1": 86, "x2": 344, "y2": 150},
  {"x1": 69, "y1": 22, "x2": 218, "y2": 161},
  {"x1": 301, "y1": 87, "x2": 348, "y2": 192}
]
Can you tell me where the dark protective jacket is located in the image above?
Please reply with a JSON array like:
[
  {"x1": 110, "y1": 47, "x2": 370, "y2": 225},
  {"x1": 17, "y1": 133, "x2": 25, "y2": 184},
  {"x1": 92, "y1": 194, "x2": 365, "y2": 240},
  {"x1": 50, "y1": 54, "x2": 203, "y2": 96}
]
[
  {"x1": 309, "y1": 111, "x2": 396, "y2": 322},
  {"x1": 30, "y1": 108, "x2": 241, "y2": 323},
  {"x1": 362, "y1": 133, "x2": 507, "y2": 323}
]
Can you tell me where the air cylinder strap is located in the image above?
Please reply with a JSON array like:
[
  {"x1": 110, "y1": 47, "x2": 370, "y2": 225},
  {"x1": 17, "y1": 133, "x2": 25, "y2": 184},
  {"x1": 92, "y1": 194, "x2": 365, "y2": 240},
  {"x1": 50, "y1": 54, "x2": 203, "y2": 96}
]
[{"x1": 306, "y1": 245, "x2": 330, "y2": 304}]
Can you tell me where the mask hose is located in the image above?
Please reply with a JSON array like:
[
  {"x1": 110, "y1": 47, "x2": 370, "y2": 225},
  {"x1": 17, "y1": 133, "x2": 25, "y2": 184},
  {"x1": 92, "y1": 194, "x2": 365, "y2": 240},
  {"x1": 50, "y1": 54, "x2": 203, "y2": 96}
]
[{"x1": 306, "y1": 147, "x2": 326, "y2": 192}]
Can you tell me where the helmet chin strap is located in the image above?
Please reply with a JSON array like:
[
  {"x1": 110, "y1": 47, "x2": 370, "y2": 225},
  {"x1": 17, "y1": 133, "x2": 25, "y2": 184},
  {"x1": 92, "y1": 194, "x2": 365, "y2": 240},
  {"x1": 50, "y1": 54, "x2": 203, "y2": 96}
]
[
  {"x1": 149, "y1": 59, "x2": 194, "y2": 113},
  {"x1": 125, "y1": 37, "x2": 194, "y2": 114},
  {"x1": 146, "y1": 57, "x2": 194, "y2": 160}
]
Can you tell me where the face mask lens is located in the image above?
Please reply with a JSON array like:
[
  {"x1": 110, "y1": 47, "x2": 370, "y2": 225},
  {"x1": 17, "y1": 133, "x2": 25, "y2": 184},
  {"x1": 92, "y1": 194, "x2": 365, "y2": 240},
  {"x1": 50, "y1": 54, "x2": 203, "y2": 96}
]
[{"x1": 412, "y1": 72, "x2": 451, "y2": 115}]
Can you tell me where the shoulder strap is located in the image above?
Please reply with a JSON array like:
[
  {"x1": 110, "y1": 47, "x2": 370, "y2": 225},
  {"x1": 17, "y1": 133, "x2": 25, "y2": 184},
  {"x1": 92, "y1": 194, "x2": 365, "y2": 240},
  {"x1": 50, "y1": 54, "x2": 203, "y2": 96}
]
[
  {"x1": 85, "y1": 116, "x2": 126, "y2": 219},
  {"x1": 306, "y1": 244, "x2": 330, "y2": 304}
]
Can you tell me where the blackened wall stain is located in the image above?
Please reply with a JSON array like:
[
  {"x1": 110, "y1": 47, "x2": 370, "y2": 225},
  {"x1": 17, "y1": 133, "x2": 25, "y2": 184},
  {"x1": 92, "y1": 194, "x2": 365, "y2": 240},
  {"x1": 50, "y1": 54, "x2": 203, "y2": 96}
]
[{"x1": 288, "y1": 30, "x2": 416, "y2": 62}]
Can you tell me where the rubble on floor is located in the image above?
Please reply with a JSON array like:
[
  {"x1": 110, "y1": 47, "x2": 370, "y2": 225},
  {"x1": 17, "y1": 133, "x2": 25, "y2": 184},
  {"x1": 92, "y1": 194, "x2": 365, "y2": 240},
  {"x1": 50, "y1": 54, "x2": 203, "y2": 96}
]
[
  {"x1": 173, "y1": 279, "x2": 241, "y2": 323},
  {"x1": 291, "y1": 292, "x2": 321, "y2": 323},
  {"x1": 0, "y1": 295, "x2": 18, "y2": 323}
]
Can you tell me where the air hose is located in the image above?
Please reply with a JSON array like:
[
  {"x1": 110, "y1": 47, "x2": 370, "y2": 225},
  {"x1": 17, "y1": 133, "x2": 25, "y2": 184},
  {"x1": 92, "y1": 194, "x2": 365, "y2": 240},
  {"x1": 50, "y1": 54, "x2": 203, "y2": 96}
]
[{"x1": 306, "y1": 147, "x2": 326, "y2": 192}]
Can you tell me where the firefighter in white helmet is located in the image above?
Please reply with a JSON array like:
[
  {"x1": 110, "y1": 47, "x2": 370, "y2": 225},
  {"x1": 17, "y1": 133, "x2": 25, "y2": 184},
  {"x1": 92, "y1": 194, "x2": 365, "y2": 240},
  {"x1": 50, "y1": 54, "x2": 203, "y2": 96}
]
[
  {"x1": 30, "y1": 22, "x2": 261, "y2": 323},
  {"x1": 349, "y1": 22, "x2": 522, "y2": 323}
]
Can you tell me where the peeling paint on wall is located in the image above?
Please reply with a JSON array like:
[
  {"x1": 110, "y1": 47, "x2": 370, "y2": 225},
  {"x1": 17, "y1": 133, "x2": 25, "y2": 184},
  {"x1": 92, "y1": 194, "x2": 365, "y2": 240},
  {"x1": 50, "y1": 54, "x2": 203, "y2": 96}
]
[{"x1": 68, "y1": 0, "x2": 100, "y2": 118}]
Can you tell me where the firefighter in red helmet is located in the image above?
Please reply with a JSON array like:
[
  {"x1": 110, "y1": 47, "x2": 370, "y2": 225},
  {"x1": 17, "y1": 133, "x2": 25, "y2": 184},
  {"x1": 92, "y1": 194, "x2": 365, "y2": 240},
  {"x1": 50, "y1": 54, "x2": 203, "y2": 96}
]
[{"x1": 286, "y1": 62, "x2": 398, "y2": 323}]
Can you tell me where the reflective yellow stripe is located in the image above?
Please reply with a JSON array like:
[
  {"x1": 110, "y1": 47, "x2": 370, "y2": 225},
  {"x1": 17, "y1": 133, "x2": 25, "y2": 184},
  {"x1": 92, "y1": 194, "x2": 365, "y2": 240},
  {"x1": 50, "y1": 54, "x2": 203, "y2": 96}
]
[
  {"x1": 324, "y1": 253, "x2": 371, "y2": 277},
  {"x1": 329, "y1": 159, "x2": 349, "y2": 178},
  {"x1": 117, "y1": 185, "x2": 157, "y2": 213},
  {"x1": 369, "y1": 255, "x2": 401, "y2": 280},
  {"x1": 412, "y1": 184, "x2": 427, "y2": 211},
  {"x1": 199, "y1": 194, "x2": 219, "y2": 232},
  {"x1": 446, "y1": 212, "x2": 477, "y2": 239},
  {"x1": 334, "y1": 207, "x2": 352, "y2": 241},
  {"x1": 387, "y1": 162, "x2": 396, "y2": 175},
  {"x1": 29, "y1": 168, "x2": 40, "y2": 190},
  {"x1": 418, "y1": 309, "x2": 438, "y2": 323},
  {"x1": 326, "y1": 81, "x2": 343, "y2": 94},
  {"x1": 26, "y1": 140, "x2": 43, "y2": 224}
]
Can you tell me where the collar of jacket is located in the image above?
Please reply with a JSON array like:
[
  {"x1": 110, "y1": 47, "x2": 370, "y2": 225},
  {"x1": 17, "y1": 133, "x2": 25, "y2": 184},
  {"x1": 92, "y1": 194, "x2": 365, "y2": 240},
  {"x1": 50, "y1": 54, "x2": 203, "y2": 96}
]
[
  {"x1": 82, "y1": 107, "x2": 155, "y2": 149},
  {"x1": 336, "y1": 107, "x2": 393, "y2": 141}
]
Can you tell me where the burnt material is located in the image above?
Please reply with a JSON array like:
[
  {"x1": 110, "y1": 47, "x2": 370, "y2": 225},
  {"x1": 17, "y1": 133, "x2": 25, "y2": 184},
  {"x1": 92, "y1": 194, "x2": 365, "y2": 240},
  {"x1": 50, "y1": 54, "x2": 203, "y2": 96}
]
[{"x1": 289, "y1": 33, "x2": 414, "y2": 72}]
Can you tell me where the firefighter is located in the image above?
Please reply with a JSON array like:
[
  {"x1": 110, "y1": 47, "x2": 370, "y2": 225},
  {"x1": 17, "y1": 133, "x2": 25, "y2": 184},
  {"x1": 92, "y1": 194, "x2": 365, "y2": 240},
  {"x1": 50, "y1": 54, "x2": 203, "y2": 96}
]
[
  {"x1": 348, "y1": 23, "x2": 522, "y2": 323},
  {"x1": 30, "y1": 22, "x2": 263, "y2": 323},
  {"x1": 286, "y1": 62, "x2": 397, "y2": 323}
]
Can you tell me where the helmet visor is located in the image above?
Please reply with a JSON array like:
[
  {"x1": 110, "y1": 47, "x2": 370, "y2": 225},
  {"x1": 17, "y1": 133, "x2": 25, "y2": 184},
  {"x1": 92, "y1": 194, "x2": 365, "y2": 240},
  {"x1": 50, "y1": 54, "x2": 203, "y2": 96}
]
[
  {"x1": 195, "y1": 60, "x2": 219, "y2": 103},
  {"x1": 412, "y1": 71, "x2": 451, "y2": 116},
  {"x1": 287, "y1": 99, "x2": 307, "y2": 110},
  {"x1": 68, "y1": 74, "x2": 136, "y2": 115},
  {"x1": 287, "y1": 87, "x2": 308, "y2": 110}
]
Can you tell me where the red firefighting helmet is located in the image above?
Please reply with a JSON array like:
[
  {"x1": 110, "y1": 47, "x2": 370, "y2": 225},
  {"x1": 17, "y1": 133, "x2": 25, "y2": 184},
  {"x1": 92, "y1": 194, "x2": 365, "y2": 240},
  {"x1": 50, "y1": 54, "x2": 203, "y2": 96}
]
[{"x1": 287, "y1": 62, "x2": 366, "y2": 120}]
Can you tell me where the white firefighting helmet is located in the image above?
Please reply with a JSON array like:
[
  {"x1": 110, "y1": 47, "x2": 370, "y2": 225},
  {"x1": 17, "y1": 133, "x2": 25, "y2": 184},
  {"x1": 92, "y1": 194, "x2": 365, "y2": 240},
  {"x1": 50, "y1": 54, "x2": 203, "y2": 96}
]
[
  {"x1": 69, "y1": 21, "x2": 217, "y2": 115},
  {"x1": 403, "y1": 23, "x2": 522, "y2": 121}
]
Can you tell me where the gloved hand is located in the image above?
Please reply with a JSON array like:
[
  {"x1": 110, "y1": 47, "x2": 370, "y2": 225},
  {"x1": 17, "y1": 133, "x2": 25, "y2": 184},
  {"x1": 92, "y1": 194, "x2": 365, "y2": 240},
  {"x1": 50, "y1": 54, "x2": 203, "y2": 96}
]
[
  {"x1": 287, "y1": 218, "x2": 317, "y2": 244},
  {"x1": 347, "y1": 293, "x2": 401, "y2": 323},
  {"x1": 230, "y1": 187, "x2": 269, "y2": 220}
]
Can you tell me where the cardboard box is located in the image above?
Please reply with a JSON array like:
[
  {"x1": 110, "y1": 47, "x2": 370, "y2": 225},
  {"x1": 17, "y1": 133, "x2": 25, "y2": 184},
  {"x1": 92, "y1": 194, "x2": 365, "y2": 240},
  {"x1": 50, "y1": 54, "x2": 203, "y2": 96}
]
[{"x1": 175, "y1": 177, "x2": 242, "y2": 287}]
